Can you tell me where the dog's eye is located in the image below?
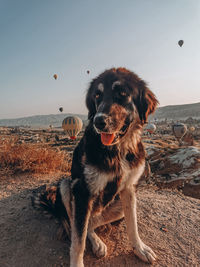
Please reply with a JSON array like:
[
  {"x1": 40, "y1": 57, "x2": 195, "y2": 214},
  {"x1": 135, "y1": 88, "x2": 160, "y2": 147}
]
[
  {"x1": 94, "y1": 90, "x2": 103, "y2": 100},
  {"x1": 95, "y1": 93, "x2": 100, "y2": 99},
  {"x1": 120, "y1": 91, "x2": 127, "y2": 97},
  {"x1": 117, "y1": 90, "x2": 127, "y2": 98}
]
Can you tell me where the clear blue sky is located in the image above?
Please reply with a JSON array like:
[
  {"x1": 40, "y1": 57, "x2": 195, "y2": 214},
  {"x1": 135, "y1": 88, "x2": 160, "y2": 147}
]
[{"x1": 0, "y1": 0, "x2": 200, "y2": 119}]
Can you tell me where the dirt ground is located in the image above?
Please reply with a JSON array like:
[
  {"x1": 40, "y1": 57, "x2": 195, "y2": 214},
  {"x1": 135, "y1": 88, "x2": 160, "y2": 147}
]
[{"x1": 0, "y1": 173, "x2": 200, "y2": 267}]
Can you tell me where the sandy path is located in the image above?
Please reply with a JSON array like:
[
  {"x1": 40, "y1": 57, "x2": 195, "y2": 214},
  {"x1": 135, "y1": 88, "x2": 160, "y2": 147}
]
[{"x1": 0, "y1": 175, "x2": 200, "y2": 267}]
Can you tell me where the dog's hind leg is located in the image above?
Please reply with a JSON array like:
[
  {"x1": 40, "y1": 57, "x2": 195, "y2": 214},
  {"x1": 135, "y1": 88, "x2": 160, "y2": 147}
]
[
  {"x1": 120, "y1": 185, "x2": 157, "y2": 264},
  {"x1": 88, "y1": 197, "x2": 124, "y2": 258}
]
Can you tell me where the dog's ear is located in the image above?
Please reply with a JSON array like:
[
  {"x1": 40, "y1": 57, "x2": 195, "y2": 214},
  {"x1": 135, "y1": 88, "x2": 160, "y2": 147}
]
[
  {"x1": 136, "y1": 80, "x2": 159, "y2": 124},
  {"x1": 86, "y1": 84, "x2": 96, "y2": 120}
]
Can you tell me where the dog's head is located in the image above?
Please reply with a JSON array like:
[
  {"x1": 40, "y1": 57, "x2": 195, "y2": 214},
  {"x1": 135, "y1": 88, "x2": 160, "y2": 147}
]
[{"x1": 86, "y1": 68, "x2": 159, "y2": 146}]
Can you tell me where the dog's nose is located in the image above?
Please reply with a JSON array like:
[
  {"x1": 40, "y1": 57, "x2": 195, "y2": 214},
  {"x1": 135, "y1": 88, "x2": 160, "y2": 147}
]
[{"x1": 94, "y1": 114, "x2": 107, "y2": 131}]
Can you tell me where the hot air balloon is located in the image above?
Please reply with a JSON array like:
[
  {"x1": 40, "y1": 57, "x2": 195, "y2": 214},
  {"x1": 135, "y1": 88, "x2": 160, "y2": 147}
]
[
  {"x1": 189, "y1": 126, "x2": 195, "y2": 132},
  {"x1": 53, "y1": 74, "x2": 58, "y2": 80},
  {"x1": 145, "y1": 123, "x2": 156, "y2": 134},
  {"x1": 172, "y1": 123, "x2": 187, "y2": 143},
  {"x1": 178, "y1": 40, "x2": 184, "y2": 47},
  {"x1": 62, "y1": 116, "x2": 83, "y2": 140},
  {"x1": 59, "y1": 107, "x2": 63, "y2": 112},
  {"x1": 87, "y1": 70, "x2": 90, "y2": 74}
]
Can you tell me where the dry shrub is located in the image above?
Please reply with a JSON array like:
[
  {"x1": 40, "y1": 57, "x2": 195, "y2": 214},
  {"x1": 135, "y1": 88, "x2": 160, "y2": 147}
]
[{"x1": 0, "y1": 137, "x2": 71, "y2": 174}]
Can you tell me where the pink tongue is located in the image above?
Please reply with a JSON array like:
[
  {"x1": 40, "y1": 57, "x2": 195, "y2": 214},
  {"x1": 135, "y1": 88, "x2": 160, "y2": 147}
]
[{"x1": 101, "y1": 133, "x2": 115, "y2": 146}]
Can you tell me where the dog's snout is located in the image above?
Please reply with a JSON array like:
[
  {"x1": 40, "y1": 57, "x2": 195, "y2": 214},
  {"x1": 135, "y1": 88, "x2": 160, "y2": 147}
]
[{"x1": 94, "y1": 114, "x2": 107, "y2": 131}]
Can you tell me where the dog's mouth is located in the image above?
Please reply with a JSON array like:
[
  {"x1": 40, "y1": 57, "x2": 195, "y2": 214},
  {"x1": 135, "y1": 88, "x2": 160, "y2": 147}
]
[
  {"x1": 100, "y1": 132, "x2": 115, "y2": 146},
  {"x1": 99, "y1": 125, "x2": 129, "y2": 146}
]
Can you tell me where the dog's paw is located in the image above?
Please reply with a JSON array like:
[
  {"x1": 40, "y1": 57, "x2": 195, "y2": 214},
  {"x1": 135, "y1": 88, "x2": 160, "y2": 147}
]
[
  {"x1": 88, "y1": 232, "x2": 107, "y2": 258},
  {"x1": 92, "y1": 237, "x2": 107, "y2": 258},
  {"x1": 133, "y1": 241, "x2": 157, "y2": 264}
]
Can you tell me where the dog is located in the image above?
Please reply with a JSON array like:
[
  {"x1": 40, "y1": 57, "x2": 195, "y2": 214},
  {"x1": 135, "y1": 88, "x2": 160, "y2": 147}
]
[{"x1": 32, "y1": 67, "x2": 158, "y2": 267}]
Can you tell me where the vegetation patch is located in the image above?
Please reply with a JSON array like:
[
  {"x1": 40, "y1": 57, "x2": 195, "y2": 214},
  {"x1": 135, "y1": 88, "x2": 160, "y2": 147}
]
[{"x1": 0, "y1": 137, "x2": 71, "y2": 174}]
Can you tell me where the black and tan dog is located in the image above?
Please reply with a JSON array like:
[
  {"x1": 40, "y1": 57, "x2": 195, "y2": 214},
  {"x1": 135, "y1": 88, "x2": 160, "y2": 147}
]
[{"x1": 32, "y1": 67, "x2": 158, "y2": 267}]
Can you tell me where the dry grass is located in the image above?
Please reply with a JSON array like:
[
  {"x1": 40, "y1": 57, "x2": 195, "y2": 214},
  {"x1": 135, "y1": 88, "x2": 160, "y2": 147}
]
[{"x1": 0, "y1": 137, "x2": 71, "y2": 174}]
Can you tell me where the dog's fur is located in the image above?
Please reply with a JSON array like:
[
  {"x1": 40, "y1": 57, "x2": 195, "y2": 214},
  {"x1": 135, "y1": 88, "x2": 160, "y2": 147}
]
[{"x1": 32, "y1": 67, "x2": 158, "y2": 267}]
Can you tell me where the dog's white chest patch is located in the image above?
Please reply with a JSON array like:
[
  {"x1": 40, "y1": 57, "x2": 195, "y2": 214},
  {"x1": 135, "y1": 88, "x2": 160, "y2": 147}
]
[
  {"x1": 84, "y1": 165, "x2": 114, "y2": 195},
  {"x1": 119, "y1": 160, "x2": 145, "y2": 191},
  {"x1": 84, "y1": 161, "x2": 145, "y2": 195}
]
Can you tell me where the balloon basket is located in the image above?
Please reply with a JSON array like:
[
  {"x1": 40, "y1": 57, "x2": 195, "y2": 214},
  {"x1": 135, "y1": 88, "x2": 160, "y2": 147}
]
[{"x1": 70, "y1": 136, "x2": 76, "y2": 140}]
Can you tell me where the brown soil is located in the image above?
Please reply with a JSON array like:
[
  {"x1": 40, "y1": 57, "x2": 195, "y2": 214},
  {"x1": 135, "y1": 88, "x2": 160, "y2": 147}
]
[{"x1": 1, "y1": 173, "x2": 200, "y2": 267}]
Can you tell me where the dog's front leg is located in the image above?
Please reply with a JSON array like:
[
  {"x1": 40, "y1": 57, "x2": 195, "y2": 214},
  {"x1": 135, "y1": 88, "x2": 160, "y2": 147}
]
[
  {"x1": 70, "y1": 181, "x2": 93, "y2": 267},
  {"x1": 120, "y1": 185, "x2": 156, "y2": 264}
]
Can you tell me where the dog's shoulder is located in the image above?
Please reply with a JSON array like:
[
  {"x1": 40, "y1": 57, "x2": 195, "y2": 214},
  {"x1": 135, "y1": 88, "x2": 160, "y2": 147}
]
[{"x1": 71, "y1": 136, "x2": 85, "y2": 180}]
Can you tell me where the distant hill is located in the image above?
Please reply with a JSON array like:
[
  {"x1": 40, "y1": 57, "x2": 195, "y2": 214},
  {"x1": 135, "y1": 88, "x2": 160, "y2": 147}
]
[
  {"x1": 150, "y1": 102, "x2": 200, "y2": 121},
  {"x1": 0, "y1": 113, "x2": 88, "y2": 127},
  {"x1": 0, "y1": 102, "x2": 199, "y2": 127}
]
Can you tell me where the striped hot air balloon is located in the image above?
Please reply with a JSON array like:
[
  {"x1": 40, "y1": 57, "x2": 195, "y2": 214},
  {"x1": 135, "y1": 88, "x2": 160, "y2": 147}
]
[{"x1": 62, "y1": 116, "x2": 83, "y2": 139}]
